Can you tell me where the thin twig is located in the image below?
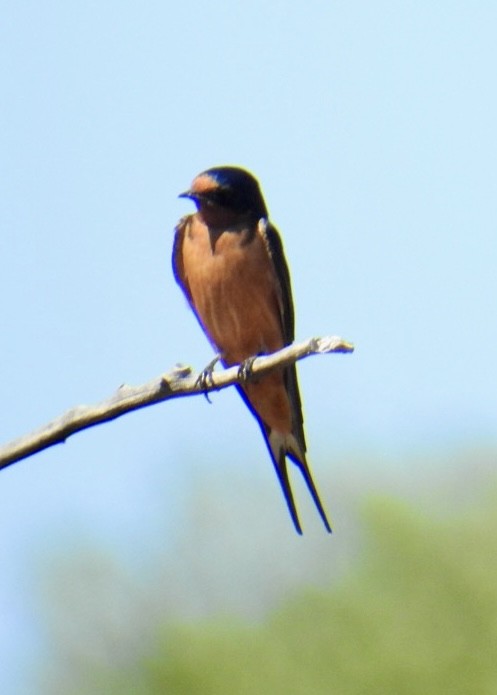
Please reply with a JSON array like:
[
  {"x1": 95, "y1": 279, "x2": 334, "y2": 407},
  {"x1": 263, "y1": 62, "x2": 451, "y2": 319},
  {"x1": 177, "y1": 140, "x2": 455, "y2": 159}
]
[{"x1": 0, "y1": 336, "x2": 354, "y2": 471}]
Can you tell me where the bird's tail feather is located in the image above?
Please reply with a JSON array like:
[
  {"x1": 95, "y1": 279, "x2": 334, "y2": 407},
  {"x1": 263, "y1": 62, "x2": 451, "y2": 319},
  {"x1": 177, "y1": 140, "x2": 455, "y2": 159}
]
[
  {"x1": 269, "y1": 432, "x2": 303, "y2": 534},
  {"x1": 268, "y1": 430, "x2": 332, "y2": 534}
]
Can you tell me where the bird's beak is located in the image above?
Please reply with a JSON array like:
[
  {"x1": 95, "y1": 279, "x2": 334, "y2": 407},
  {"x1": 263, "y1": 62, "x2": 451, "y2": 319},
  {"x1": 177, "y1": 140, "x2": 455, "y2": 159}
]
[{"x1": 179, "y1": 190, "x2": 195, "y2": 200}]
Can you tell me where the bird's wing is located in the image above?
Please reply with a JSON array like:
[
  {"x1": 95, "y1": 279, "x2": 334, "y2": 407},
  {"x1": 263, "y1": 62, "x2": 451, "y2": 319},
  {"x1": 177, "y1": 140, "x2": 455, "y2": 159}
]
[
  {"x1": 172, "y1": 215, "x2": 208, "y2": 334},
  {"x1": 258, "y1": 219, "x2": 294, "y2": 344},
  {"x1": 173, "y1": 215, "x2": 225, "y2": 359},
  {"x1": 172, "y1": 216, "x2": 193, "y2": 300},
  {"x1": 258, "y1": 220, "x2": 307, "y2": 455}
]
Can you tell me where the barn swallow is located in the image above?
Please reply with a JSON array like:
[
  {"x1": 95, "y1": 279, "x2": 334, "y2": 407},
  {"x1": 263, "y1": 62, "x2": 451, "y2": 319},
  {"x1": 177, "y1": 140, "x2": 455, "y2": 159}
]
[{"x1": 172, "y1": 166, "x2": 331, "y2": 534}]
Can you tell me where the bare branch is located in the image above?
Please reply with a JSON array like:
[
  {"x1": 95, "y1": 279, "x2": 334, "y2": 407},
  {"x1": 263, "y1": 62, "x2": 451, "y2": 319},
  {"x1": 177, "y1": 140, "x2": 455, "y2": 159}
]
[{"x1": 0, "y1": 336, "x2": 354, "y2": 471}]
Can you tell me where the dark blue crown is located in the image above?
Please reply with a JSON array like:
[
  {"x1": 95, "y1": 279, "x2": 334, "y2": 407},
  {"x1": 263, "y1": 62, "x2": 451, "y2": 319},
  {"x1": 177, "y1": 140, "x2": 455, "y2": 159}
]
[{"x1": 201, "y1": 166, "x2": 268, "y2": 217}]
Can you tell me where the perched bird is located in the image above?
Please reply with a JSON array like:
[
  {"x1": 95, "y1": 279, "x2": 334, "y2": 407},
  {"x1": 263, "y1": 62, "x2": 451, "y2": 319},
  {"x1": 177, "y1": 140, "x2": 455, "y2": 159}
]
[{"x1": 172, "y1": 166, "x2": 331, "y2": 534}]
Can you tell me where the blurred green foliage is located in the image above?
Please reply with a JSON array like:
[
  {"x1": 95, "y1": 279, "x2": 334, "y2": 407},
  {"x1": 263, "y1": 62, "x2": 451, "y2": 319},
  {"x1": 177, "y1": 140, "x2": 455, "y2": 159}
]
[{"x1": 41, "y1": 483, "x2": 497, "y2": 694}]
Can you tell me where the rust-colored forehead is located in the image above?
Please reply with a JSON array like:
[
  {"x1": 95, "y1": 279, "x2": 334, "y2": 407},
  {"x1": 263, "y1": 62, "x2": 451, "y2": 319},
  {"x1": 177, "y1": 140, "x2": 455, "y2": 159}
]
[{"x1": 190, "y1": 173, "x2": 220, "y2": 194}]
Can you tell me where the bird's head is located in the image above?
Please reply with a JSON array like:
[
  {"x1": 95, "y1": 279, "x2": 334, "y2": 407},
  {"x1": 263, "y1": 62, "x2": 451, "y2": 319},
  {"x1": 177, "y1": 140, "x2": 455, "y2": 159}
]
[{"x1": 179, "y1": 166, "x2": 268, "y2": 220}]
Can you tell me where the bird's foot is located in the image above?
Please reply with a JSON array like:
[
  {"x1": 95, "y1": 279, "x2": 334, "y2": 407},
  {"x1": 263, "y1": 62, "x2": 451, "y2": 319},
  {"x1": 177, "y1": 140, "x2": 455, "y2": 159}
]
[
  {"x1": 237, "y1": 356, "x2": 258, "y2": 383},
  {"x1": 195, "y1": 354, "x2": 221, "y2": 403}
]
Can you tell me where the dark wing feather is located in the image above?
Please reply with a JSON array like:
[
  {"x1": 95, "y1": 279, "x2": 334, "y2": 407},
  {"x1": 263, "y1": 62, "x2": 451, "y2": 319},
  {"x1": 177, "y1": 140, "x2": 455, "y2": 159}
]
[
  {"x1": 259, "y1": 221, "x2": 307, "y2": 455},
  {"x1": 172, "y1": 215, "x2": 209, "y2": 337},
  {"x1": 173, "y1": 215, "x2": 225, "y2": 356},
  {"x1": 172, "y1": 216, "x2": 192, "y2": 302},
  {"x1": 259, "y1": 220, "x2": 295, "y2": 344}
]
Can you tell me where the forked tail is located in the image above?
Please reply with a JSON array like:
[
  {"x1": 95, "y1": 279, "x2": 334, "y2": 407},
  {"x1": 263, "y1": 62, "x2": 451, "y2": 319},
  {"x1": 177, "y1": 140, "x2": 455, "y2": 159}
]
[{"x1": 267, "y1": 430, "x2": 332, "y2": 534}]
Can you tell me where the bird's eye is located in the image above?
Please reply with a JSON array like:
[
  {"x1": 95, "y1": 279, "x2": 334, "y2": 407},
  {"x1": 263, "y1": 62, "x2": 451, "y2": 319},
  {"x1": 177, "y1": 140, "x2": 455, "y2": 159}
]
[{"x1": 214, "y1": 188, "x2": 231, "y2": 206}]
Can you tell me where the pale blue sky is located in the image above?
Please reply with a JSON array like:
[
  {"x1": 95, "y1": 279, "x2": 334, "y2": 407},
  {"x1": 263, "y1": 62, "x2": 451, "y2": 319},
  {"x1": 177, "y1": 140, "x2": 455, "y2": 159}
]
[{"x1": 1, "y1": 2, "x2": 497, "y2": 691}]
